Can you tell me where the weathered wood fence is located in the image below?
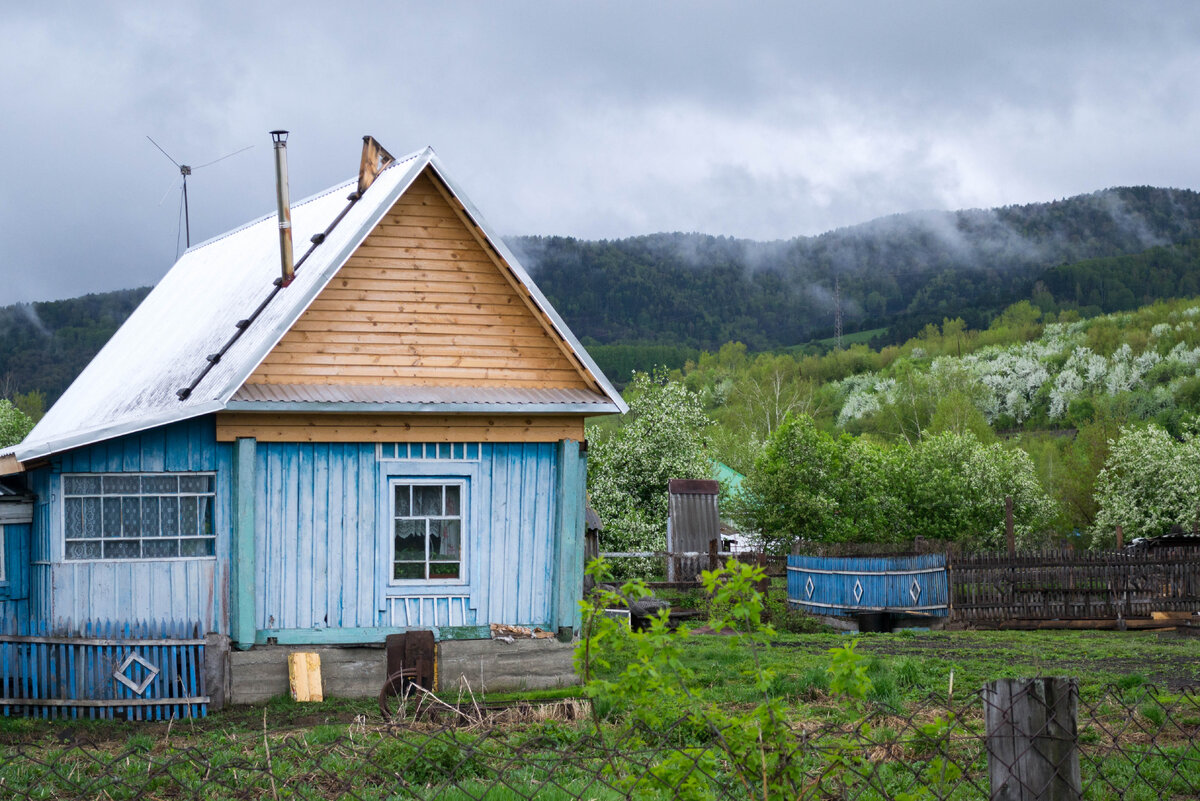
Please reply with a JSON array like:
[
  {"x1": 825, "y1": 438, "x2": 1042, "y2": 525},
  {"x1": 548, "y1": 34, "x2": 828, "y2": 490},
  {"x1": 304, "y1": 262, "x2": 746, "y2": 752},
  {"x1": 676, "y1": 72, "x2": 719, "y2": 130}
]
[
  {"x1": 951, "y1": 548, "x2": 1200, "y2": 622},
  {"x1": 0, "y1": 619, "x2": 209, "y2": 720}
]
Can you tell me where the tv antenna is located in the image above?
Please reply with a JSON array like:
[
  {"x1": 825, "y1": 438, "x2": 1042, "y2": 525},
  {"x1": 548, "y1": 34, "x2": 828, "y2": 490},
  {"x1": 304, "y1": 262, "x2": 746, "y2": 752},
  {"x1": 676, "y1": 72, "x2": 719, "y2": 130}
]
[{"x1": 147, "y1": 136, "x2": 253, "y2": 252}]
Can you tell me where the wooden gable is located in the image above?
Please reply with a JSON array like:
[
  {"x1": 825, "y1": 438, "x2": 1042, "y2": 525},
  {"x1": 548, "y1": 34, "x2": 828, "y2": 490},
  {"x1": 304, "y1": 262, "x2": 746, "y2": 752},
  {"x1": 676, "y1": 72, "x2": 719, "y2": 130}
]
[{"x1": 244, "y1": 169, "x2": 595, "y2": 391}]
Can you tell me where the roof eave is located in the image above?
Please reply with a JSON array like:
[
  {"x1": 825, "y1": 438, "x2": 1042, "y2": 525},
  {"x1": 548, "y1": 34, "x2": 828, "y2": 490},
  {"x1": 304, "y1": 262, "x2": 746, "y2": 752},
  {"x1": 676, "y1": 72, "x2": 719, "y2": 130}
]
[{"x1": 12, "y1": 401, "x2": 225, "y2": 465}]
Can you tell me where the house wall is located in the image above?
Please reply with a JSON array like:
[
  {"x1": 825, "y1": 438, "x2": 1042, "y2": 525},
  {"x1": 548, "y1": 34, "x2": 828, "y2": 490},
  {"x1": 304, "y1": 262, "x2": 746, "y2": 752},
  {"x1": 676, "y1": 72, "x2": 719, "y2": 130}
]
[
  {"x1": 25, "y1": 416, "x2": 230, "y2": 634},
  {"x1": 23, "y1": 415, "x2": 587, "y2": 646},
  {"x1": 253, "y1": 441, "x2": 564, "y2": 640}
]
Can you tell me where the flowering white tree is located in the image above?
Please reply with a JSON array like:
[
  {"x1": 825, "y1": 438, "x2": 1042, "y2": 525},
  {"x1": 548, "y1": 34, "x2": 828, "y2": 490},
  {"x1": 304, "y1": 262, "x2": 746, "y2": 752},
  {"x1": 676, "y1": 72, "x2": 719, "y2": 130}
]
[
  {"x1": 588, "y1": 371, "x2": 712, "y2": 553},
  {"x1": 1092, "y1": 424, "x2": 1200, "y2": 543}
]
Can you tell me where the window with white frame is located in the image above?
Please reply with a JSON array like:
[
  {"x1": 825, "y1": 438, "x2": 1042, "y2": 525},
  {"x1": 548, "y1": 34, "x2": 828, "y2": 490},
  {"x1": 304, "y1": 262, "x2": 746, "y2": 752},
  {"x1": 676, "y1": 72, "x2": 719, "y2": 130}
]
[
  {"x1": 62, "y1": 474, "x2": 216, "y2": 560},
  {"x1": 391, "y1": 480, "x2": 464, "y2": 581}
]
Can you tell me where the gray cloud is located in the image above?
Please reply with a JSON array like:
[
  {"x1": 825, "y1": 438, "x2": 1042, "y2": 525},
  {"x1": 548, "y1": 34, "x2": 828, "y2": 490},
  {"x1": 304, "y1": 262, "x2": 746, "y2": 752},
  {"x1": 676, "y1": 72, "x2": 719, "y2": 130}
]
[{"x1": 4, "y1": 2, "x2": 1200, "y2": 302}]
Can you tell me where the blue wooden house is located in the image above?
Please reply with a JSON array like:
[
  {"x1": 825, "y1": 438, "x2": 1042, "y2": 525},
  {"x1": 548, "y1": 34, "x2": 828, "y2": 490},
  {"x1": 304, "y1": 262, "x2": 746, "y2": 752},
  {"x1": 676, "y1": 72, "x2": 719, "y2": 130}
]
[{"x1": 0, "y1": 138, "x2": 625, "y2": 664}]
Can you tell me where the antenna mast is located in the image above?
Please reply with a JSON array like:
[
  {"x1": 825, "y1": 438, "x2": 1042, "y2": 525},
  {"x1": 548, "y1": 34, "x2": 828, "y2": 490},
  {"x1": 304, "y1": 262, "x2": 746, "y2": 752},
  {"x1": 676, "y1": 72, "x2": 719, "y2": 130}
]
[{"x1": 146, "y1": 136, "x2": 252, "y2": 250}]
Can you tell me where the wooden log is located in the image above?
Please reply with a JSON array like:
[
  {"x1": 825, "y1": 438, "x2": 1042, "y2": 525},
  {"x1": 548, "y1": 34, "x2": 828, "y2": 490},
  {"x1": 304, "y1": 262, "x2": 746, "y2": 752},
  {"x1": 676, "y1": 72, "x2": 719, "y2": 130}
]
[{"x1": 984, "y1": 677, "x2": 1081, "y2": 800}]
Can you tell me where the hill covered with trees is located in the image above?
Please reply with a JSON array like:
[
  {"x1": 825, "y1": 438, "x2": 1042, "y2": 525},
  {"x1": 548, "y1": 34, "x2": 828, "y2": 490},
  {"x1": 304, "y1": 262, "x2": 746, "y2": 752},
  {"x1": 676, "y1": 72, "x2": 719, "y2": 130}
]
[{"x1": 6, "y1": 185, "x2": 1200, "y2": 406}]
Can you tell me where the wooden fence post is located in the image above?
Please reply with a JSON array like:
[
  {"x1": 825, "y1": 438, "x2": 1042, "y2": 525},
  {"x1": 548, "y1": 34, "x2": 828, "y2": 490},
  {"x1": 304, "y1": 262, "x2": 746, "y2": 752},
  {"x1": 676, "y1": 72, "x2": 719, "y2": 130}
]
[
  {"x1": 708, "y1": 538, "x2": 719, "y2": 573},
  {"x1": 1115, "y1": 525, "x2": 1123, "y2": 550},
  {"x1": 1006, "y1": 495, "x2": 1015, "y2": 556},
  {"x1": 984, "y1": 677, "x2": 1081, "y2": 801}
]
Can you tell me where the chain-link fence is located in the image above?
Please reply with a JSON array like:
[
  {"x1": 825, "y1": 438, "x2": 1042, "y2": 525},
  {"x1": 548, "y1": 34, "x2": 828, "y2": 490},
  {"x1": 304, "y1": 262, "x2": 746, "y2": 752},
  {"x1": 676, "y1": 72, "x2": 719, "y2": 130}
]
[{"x1": 1, "y1": 679, "x2": 1198, "y2": 799}]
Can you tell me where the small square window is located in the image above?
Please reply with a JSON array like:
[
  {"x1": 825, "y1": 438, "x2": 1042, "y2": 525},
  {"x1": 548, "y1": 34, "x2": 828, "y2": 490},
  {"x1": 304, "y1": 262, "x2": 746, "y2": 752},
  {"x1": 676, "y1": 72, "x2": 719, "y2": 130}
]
[{"x1": 391, "y1": 480, "x2": 464, "y2": 583}]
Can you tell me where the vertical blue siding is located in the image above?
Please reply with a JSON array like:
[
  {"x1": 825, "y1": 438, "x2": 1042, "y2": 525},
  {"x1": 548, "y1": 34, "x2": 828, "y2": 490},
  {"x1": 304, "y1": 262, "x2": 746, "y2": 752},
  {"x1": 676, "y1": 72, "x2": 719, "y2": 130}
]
[
  {"x1": 28, "y1": 417, "x2": 227, "y2": 634},
  {"x1": 255, "y1": 441, "x2": 561, "y2": 635},
  {"x1": 0, "y1": 523, "x2": 32, "y2": 631}
]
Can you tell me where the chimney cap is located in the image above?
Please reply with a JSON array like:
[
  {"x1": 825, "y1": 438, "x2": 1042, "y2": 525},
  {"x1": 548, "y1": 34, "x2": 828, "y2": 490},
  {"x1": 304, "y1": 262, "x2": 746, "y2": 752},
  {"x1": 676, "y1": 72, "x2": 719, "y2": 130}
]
[{"x1": 270, "y1": 130, "x2": 289, "y2": 143}]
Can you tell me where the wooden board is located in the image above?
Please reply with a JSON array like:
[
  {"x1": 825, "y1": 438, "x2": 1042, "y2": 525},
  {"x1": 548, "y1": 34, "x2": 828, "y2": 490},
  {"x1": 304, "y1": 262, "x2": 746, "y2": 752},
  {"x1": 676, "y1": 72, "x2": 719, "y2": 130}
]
[
  {"x1": 288, "y1": 652, "x2": 324, "y2": 702},
  {"x1": 215, "y1": 412, "x2": 586, "y2": 443},
  {"x1": 244, "y1": 171, "x2": 597, "y2": 392}
]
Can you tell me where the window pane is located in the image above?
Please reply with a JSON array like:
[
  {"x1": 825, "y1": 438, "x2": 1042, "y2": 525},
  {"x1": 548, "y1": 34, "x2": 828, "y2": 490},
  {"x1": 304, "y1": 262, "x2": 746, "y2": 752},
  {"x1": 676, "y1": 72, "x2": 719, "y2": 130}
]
[
  {"x1": 437, "y1": 443, "x2": 450, "y2": 459},
  {"x1": 143, "y1": 539, "x2": 178, "y2": 558},
  {"x1": 394, "y1": 485, "x2": 411, "y2": 517},
  {"x1": 394, "y1": 519, "x2": 425, "y2": 561},
  {"x1": 444, "y1": 485, "x2": 461, "y2": 516},
  {"x1": 414, "y1": 485, "x2": 441, "y2": 516},
  {"x1": 198, "y1": 497, "x2": 213, "y2": 536},
  {"x1": 102, "y1": 498, "x2": 122, "y2": 538},
  {"x1": 394, "y1": 562, "x2": 424, "y2": 580},
  {"x1": 64, "y1": 476, "x2": 101, "y2": 495},
  {"x1": 141, "y1": 475, "x2": 177, "y2": 494},
  {"x1": 141, "y1": 497, "x2": 161, "y2": 537},
  {"x1": 429, "y1": 562, "x2": 460, "y2": 580},
  {"x1": 179, "y1": 538, "x2": 214, "y2": 557},
  {"x1": 179, "y1": 475, "x2": 213, "y2": 494},
  {"x1": 431, "y1": 520, "x2": 461, "y2": 560},
  {"x1": 103, "y1": 475, "x2": 139, "y2": 494},
  {"x1": 104, "y1": 540, "x2": 139, "y2": 559},
  {"x1": 161, "y1": 497, "x2": 179, "y2": 537},
  {"x1": 82, "y1": 498, "x2": 101, "y2": 537},
  {"x1": 65, "y1": 498, "x2": 83, "y2": 539},
  {"x1": 66, "y1": 541, "x2": 102, "y2": 559},
  {"x1": 121, "y1": 498, "x2": 141, "y2": 537},
  {"x1": 179, "y1": 497, "x2": 198, "y2": 536}
]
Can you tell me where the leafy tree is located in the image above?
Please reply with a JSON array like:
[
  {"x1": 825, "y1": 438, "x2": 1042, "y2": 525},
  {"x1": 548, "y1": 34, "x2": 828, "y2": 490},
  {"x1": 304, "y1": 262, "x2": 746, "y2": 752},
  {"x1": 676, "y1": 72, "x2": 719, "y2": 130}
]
[
  {"x1": 1092, "y1": 424, "x2": 1200, "y2": 543},
  {"x1": 587, "y1": 370, "x2": 711, "y2": 554},
  {"x1": 0, "y1": 399, "x2": 33, "y2": 448}
]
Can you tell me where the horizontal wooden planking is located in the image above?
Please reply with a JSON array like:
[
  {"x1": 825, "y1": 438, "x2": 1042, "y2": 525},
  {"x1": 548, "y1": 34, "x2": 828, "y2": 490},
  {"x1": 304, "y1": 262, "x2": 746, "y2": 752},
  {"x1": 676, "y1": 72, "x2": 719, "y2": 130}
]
[
  {"x1": 329, "y1": 273, "x2": 511, "y2": 290},
  {"x1": 312, "y1": 289, "x2": 524, "y2": 306},
  {"x1": 251, "y1": 352, "x2": 576, "y2": 369},
  {"x1": 283, "y1": 328, "x2": 558, "y2": 346},
  {"x1": 268, "y1": 341, "x2": 560, "y2": 358},
  {"x1": 295, "y1": 307, "x2": 539, "y2": 323},
  {"x1": 216, "y1": 413, "x2": 585, "y2": 443},
  {"x1": 246, "y1": 168, "x2": 598, "y2": 392},
  {"x1": 248, "y1": 364, "x2": 586, "y2": 382}
]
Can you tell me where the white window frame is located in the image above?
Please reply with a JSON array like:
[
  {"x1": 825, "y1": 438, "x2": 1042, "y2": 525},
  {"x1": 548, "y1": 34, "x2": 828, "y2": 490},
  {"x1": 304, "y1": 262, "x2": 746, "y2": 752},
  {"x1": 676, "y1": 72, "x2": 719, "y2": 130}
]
[
  {"x1": 60, "y1": 472, "x2": 218, "y2": 563},
  {"x1": 387, "y1": 477, "x2": 468, "y2": 587}
]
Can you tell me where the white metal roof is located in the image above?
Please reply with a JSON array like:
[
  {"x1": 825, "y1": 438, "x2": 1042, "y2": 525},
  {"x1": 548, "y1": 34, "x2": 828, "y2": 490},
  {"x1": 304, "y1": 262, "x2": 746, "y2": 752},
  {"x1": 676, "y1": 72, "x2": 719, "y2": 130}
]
[{"x1": 4, "y1": 146, "x2": 625, "y2": 469}]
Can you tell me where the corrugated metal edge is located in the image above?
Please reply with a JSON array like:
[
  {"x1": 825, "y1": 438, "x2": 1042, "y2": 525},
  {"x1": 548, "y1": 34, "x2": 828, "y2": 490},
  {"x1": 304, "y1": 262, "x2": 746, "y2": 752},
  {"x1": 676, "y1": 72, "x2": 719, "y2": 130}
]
[
  {"x1": 223, "y1": 400, "x2": 621, "y2": 414},
  {"x1": 425, "y1": 155, "x2": 629, "y2": 414},
  {"x1": 12, "y1": 402, "x2": 224, "y2": 464}
]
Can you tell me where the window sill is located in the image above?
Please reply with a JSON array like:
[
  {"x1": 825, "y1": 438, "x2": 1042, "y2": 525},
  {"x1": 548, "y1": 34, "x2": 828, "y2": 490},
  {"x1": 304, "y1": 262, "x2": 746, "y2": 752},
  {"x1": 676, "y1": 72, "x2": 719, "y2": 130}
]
[{"x1": 60, "y1": 556, "x2": 219, "y2": 565}]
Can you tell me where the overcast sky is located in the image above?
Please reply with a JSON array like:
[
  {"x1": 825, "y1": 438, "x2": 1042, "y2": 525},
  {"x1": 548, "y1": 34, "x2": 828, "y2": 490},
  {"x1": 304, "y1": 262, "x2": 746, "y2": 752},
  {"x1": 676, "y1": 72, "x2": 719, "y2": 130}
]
[{"x1": 4, "y1": 2, "x2": 1200, "y2": 302}]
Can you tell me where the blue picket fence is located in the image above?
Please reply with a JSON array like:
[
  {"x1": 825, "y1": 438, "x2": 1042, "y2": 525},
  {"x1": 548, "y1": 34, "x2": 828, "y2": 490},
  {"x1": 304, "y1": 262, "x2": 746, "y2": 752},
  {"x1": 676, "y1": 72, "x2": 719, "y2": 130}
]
[
  {"x1": 0, "y1": 619, "x2": 208, "y2": 720},
  {"x1": 787, "y1": 553, "x2": 949, "y2": 617}
]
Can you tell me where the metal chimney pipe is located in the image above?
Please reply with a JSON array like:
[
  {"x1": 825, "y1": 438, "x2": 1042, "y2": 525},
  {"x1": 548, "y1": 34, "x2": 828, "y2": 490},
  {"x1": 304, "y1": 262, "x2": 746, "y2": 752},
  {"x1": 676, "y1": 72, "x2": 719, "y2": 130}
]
[{"x1": 270, "y1": 130, "x2": 295, "y2": 286}]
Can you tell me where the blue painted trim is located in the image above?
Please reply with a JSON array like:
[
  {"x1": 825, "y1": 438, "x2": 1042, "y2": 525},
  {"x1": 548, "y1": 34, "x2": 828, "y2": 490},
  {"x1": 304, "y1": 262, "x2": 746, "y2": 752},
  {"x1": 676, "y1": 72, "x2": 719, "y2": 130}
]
[
  {"x1": 254, "y1": 625, "x2": 493, "y2": 645},
  {"x1": 552, "y1": 440, "x2": 585, "y2": 635},
  {"x1": 375, "y1": 460, "x2": 481, "y2": 617},
  {"x1": 224, "y1": 401, "x2": 621, "y2": 414},
  {"x1": 231, "y1": 438, "x2": 257, "y2": 648}
]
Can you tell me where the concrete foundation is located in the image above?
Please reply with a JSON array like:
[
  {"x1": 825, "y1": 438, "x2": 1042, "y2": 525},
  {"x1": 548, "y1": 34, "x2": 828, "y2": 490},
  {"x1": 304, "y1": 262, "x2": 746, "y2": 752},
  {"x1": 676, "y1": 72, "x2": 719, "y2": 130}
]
[
  {"x1": 227, "y1": 637, "x2": 578, "y2": 705},
  {"x1": 437, "y1": 638, "x2": 578, "y2": 694}
]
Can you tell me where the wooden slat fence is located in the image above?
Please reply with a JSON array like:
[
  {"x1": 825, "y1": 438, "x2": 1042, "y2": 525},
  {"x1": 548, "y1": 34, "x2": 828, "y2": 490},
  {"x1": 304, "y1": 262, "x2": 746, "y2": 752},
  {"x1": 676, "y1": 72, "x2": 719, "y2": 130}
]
[
  {"x1": 786, "y1": 553, "x2": 950, "y2": 617},
  {"x1": 0, "y1": 619, "x2": 208, "y2": 720},
  {"x1": 950, "y1": 548, "x2": 1200, "y2": 622}
]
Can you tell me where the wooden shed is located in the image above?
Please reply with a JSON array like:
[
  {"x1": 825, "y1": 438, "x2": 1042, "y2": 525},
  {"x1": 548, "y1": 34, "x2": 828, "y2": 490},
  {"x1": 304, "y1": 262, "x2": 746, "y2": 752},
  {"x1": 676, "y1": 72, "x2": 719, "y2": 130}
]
[{"x1": 0, "y1": 139, "x2": 625, "y2": 690}]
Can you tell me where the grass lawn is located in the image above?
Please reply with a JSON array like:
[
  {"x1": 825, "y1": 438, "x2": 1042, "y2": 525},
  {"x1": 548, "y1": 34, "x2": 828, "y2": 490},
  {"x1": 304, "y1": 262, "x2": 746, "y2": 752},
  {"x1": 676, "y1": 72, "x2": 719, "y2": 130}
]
[{"x1": 1, "y1": 628, "x2": 1198, "y2": 799}]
